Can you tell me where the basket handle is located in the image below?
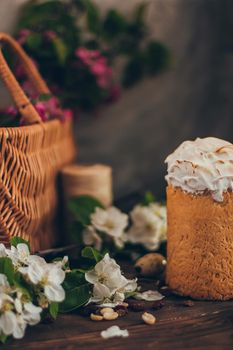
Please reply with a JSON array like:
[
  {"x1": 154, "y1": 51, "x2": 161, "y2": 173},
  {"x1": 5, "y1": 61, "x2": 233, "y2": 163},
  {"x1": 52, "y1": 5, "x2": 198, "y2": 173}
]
[{"x1": 0, "y1": 32, "x2": 51, "y2": 124}]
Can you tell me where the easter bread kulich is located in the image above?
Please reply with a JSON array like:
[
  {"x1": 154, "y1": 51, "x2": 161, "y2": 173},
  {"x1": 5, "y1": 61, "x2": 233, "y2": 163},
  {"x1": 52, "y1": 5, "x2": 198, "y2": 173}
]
[{"x1": 165, "y1": 137, "x2": 233, "y2": 300}]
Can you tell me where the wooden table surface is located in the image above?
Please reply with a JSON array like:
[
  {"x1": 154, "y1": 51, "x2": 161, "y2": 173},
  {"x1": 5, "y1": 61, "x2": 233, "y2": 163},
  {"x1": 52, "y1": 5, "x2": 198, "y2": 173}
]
[{"x1": 3, "y1": 282, "x2": 233, "y2": 350}]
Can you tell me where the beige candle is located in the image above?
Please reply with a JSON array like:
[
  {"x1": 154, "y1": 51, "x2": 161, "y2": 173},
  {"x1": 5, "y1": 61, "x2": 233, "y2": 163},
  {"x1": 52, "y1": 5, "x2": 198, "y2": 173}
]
[{"x1": 61, "y1": 164, "x2": 113, "y2": 207}]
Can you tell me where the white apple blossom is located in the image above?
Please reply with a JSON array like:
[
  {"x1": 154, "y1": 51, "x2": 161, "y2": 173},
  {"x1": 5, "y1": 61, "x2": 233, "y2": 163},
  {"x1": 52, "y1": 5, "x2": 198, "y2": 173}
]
[
  {"x1": 12, "y1": 314, "x2": 26, "y2": 339},
  {"x1": 149, "y1": 203, "x2": 167, "y2": 241},
  {"x1": 5, "y1": 243, "x2": 30, "y2": 267},
  {"x1": 0, "y1": 311, "x2": 17, "y2": 337},
  {"x1": 12, "y1": 300, "x2": 41, "y2": 339},
  {"x1": 53, "y1": 256, "x2": 69, "y2": 269},
  {"x1": 5, "y1": 243, "x2": 45, "y2": 268},
  {"x1": 19, "y1": 259, "x2": 65, "y2": 302},
  {"x1": 90, "y1": 207, "x2": 128, "y2": 248},
  {"x1": 0, "y1": 244, "x2": 7, "y2": 258},
  {"x1": 127, "y1": 203, "x2": 167, "y2": 250},
  {"x1": 83, "y1": 226, "x2": 103, "y2": 251},
  {"x1": 85, "y1": 253, "x2": 137, "y2": 305},
  {"x1": 0, "y1": 274, "x2": 42, "y2": 340}
]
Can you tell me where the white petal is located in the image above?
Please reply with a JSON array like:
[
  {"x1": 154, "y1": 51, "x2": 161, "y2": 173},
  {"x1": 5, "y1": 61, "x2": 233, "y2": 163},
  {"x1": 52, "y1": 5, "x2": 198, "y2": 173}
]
[
  {"x1": 44, "y1": 283, "x2": 65, "y2": 302},
  {"x1": 27, "y1": 255, "x2": 47, "y2": 265},
  {"x1": 113, "y1": 292, "x2": 125, "y2": 303},
  {"x1": 85, "y1": 270, "x2": 98, "y2": 284},
  {"x1": 55, "y1": 256, "x2": 69, "y2": 268},
  {"x1": 83, "y1": 227, "x2": 102, "y2": 251},
  {"x1": 0, "y1": 244, "x2": 7, "y2": 257},
  {"x1": 14, "y1": 298, "x2": 23, "y2": 314},
  {"x1": 12, "y1": 316, "x2": 26, "y2": 339},
  {"x1": 23, "y1": 303, "x2": 42, "y2": 325},
  {"x1": 17, "y1": 243, "x2": 30, "y2": 259},
  {"x1": 27, "y1": 263, "x2": 45, "y2": 284},
  {"x1": 0, "y1": 293, "x2": 14, "y2": 308},
  {"x1": 101, "y1": 326, "x2": 129, "y2": 339},
  {"x1": 18, "y1": 266, "x2": 28, "y2": 275},
  {"x1": 47, "y1": 265, "x2": 65, "y2": 285},
  {"x1": 124, "y1": 279, "x2": 138, "y2": 293},
  {"x1": 24, "y1": 302, "x2": 42, "y2": 314},
  {"x1": 5, "y1": 246, "x2": 19, "y2": 265},
  {"x1": 97, "y1": 302, "x2": 120, "y2": 308},
  {"x1": 93, "y1": 282, "x2": 112, "y2": 300},
  {"x1": 135, "y1": 290, "x2": 164, "y2": 301},
  {"x1": 0, "y1": 274, "x2": 9, "y2": 287},
  {"x1": 1, "y1": 311, "x2": 16, "y2": 335}
]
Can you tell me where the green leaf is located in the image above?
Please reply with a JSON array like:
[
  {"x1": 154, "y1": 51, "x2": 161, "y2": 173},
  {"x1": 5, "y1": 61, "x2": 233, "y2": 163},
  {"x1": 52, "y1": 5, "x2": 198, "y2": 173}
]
[
  {"x1": 81, "y1": 247, "x2": 103, "y2": 263},
  {"x1": 103, "y1": 9, "x2": 127, "y2": 38},
  {"x1": 63, "y1": 270, "x2": 86, "y2": 291},
  {"x1": 49, "y1": 302, "x2": 59, "y2": 319},
  {"x1": 10, "y1": 237, "x2": 30, "y2": 251},
  {"x1": 26, "y1": 32, "x2": 42, "y2": 50},
  {"x1": 14, "y1": 272, "x2": 32, "y2": 300},
  {"x1": 125, "y1": 291, "x2": 138, "y2": 299},
  {"x1": 52, "y1": 37, "x2": 68, "y2": 65},
  {"x1": 38, "y1": 93, "x2": 52, "y2": 102},
  {"x1": 142, "y1": 191, "x2": 155, "y2": 206},
  {"x1": 59, "y1": 284, "x2": 91, "y2": 312},
  {"x1": 85, "y1": 0, "x2": 101, "y2": 34},
  {"x1": 145, "y1": 41, "x2": 171, "y2": 75},
  {"x1": 0, "y1": 334, "x2": 8, "y2": 344},
  {"x1": 68, "y1": 195, "x2": 104, "y2": 226},
  {"x1": 0, "y1": 258, "x2": 15, "y2": 285},
  {"x1": 123, "y1": 53, "x2": 145, "y2": 87}
]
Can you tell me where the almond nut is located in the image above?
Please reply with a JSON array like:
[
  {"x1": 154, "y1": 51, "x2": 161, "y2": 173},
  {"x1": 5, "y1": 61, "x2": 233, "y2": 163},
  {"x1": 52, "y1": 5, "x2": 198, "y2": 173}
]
[
  {"x1": 90, "y1": 313, "x2": 103, "y2": 321},
  {"x1": 103, "y1": 311, "x2": 119, "y2": 321},
  {"x1": 142, "y1": 312, "x2": 156, "y2": 325},
  {"x1": 100, "y1": 307, "x2": 114, "y2": 315}
]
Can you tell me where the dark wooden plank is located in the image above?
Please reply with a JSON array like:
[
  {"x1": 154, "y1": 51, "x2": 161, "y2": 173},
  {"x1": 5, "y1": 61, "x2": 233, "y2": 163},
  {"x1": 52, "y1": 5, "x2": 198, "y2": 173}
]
[{"x1": 3, "y1": 296, "x2": 233, "y2": 350}]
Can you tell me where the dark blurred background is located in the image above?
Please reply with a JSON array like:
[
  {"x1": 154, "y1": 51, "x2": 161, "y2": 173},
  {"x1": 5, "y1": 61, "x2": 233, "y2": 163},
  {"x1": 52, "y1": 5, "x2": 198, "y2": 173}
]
[{"x1": 0, "y1": 0, "x2": 232, "y2": 200}]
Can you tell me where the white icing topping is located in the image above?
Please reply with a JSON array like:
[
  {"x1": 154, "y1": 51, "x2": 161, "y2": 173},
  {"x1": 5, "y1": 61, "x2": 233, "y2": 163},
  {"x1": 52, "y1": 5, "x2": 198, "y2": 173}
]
[{"x1": 165, "y1": 137, "x2": 233, "y2": 201}]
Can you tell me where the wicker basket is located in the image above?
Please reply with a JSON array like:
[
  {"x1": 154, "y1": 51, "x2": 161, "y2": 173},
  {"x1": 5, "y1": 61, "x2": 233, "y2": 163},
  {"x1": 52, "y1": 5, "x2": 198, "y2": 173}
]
[{"x1": 0, "y1": 32, "x2": 76, "y2": 251}]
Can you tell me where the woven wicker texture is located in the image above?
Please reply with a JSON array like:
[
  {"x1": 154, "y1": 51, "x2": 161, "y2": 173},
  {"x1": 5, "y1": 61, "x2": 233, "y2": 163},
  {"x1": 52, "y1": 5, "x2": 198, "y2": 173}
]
[{"x1": 0, "y1": 33, "x2": 76, "y2": 251}]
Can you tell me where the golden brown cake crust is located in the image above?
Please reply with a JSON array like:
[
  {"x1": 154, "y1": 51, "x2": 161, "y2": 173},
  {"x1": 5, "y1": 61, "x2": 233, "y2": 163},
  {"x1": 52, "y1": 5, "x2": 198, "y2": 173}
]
[{"x1": 166, "y1": 185, "x2": 233, "y2": 300}]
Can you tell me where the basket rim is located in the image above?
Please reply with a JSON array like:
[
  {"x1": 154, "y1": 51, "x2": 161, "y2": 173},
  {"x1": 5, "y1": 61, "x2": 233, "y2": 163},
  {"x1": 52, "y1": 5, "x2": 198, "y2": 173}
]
[{"x1": 0, "y1": 118, "x2": 71, "y2": 134}]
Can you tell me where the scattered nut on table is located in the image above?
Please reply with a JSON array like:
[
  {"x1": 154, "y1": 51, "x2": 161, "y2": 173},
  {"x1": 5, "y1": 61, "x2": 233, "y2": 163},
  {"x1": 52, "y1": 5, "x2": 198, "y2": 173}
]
[
  {"x1": 103, "y1": 311, "x2": 119, "y2": 321},
  {"x1": 90, "y1": 313, "x2": 103, "y2": 321},
  {"x1": 135, "y1": 253, "x2": 167, "y2": 278},
  {"x1": 142, "y1": 312, "x2": 156, "y2": 325},
  {"x1": 100, "y1": 307, "x2": 114, "y2": 315}
]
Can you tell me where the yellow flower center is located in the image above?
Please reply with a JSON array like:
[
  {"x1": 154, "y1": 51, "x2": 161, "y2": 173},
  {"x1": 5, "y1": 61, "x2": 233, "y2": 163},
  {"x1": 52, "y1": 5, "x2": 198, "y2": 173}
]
[{"x1": 105, "y1": 220, "x2": 115, "y2": 230}]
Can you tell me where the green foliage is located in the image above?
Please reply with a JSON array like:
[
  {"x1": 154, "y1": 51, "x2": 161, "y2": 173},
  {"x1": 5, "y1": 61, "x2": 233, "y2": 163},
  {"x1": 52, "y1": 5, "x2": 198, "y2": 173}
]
[
  {"x1": 103, "y1": 10, "x2": 127, "y2": 38},
  {"x1": 26, "y1": 32, "x2": 42, "y2": 50},
  {"x1": 84, "y1": 0, "x2": 102, "y2": 34},
  {"x1": 81, "y1": 247, "x2": 103, "y2": 263},
  {"x1": 145, "y1": 42, "x2": 171, "y2": 74},
  {"x1": 60, "y1": 269, "x2": 92, "y2": 312},
  {"x1": 123, "y1": 53, "x2": 145, "y2": 87},
  {"x1": 10, "y1": 237, "x2": 30, "y2": 250},
  {"x1": 13, "y1": 0, "x2": 170, "y2": 114},
  {"x1": 59, "y1": 284, "x2": 91, "y2": 312},
  {"x1": 142, "y1": 191, "x2": 156, "y2": 206},
  {"x1": 68, "y1": 195, "x2": 104, "y2": 226},
  {"x1": 49, "y1": 302, "x2": 59, "y2": 319},
  {"x1": 0, "y1": 257, "x2": 15, "y2": 285},
  {"x1": 0, "y1": 334, "x2": 8, "y2": 344},
  {"x1": 14, "y1": 272, "x2": 32, "y2": 300},
  {"x1": 51, "y1": 36, "x2": 69, "y2": 65}
]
